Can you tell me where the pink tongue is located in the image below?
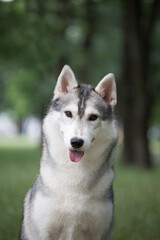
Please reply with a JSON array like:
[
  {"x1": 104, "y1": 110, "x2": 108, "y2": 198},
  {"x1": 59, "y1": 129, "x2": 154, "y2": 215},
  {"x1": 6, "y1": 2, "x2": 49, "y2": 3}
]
[{"x1": 68, "y1": 150, "x2": 84, "y2": 162}]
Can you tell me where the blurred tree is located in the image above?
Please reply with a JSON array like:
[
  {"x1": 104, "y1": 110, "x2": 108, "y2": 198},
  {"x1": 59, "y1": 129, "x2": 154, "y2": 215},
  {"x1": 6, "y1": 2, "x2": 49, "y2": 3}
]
[
  {"x1": 77, "y1": 0, "x2": 96, "y2": 83},
  {"x1": 0, "y1": 0, "x2": 121, "y2": 118},
  {"x1": 0, "y1": 0, "x2": 160, "y2": 167},
  {"x1": 121, "y1": 0, "x2": 159, "y2": 168}
]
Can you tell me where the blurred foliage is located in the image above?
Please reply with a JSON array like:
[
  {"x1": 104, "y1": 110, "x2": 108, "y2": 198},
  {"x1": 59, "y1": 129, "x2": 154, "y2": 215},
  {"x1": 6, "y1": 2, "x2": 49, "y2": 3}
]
[
  {"x1": 0, "y1": 0, "x2": 159, "y2": 122},
  {"x1": 0, "y1": 0, "x2": 122, "y2": 118}
]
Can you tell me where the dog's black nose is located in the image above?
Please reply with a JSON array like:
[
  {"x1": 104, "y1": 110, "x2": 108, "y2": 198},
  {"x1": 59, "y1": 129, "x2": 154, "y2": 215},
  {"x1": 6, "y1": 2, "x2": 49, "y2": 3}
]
[{"x1": 70, "y1": 138, "x2": 84, "y2": 149}]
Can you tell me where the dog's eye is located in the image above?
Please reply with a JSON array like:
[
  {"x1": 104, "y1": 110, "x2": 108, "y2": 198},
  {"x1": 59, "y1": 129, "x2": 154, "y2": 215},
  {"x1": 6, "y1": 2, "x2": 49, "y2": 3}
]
[
  {"x1": 65, "y1": 111, "x2": 72, "y2": 118},
  {"x1": 88, "y1": 115, "x2": 98, "y2": 121}
]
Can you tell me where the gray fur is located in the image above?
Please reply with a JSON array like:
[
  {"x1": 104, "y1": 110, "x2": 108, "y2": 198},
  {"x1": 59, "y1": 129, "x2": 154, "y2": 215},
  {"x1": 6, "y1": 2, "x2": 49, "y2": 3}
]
[
  {"x1": 42, "y1": 133, "x2": 57, "y2": 168},
  {"x1": 95, "y1": 102, "x2": 113, "y2": 121},
  {"x1": 77, "y1": 84, "x2": 95, "y2": 118},
  {"x1": 33, "y1": 174, "x2": 50, "y2": 198},
  {"x1": 102, "y1": 184, "x2": 114, "y2": 202},
  {"x1": 88, "y1": 140, "x2": 117, "y2": 190},
  {"x1": 19, "y1": 219, "x2": 27, "y2": 240},
  {"x1": 100, "y1": 218, "x2": 113, "y2": 240}
]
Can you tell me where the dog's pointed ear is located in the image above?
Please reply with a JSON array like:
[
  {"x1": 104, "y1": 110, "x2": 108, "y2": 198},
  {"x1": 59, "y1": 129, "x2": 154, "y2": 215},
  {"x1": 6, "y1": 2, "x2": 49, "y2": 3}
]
[
  {"x1": 54, "y1": 65, "x2": 78, "y2": 98},
  {"x1": 95, "y1": 73, "x2": 117, "y2": 108}
]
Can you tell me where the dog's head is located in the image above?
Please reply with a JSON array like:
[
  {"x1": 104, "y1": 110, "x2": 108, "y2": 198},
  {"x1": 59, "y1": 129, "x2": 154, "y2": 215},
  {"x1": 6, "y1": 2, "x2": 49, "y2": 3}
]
[{"x1": 44, "y1": 65, "x2": 117, "y2": 163}]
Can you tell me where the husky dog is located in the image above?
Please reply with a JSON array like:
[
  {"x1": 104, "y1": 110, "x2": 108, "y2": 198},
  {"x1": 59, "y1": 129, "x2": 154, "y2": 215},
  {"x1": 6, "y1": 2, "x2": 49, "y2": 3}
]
[{"x1": 19, "y1": 65, "x2": 118, "y2": 240}]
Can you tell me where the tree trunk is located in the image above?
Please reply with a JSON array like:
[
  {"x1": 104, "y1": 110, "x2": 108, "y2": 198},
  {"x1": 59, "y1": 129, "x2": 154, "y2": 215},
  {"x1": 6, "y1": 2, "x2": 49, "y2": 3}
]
[
  {"x1": 79, "y1": 0, "x2": 96, "y2": 83},
  {"x1": 122, "y1": 0, "x2": 158, "y2": 168},
  {"x1": 17, "y1": 118, "x2": 23, "y2": 134},
  {"x1": 53, "y1": 0, "x2": 73, "y2": 76}
]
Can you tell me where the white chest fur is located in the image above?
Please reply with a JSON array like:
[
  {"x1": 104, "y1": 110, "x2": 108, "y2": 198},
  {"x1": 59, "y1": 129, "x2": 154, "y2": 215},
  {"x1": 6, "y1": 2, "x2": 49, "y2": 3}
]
[{"x1": 32, "y1": 155, "x2": 114, "y2": 240}]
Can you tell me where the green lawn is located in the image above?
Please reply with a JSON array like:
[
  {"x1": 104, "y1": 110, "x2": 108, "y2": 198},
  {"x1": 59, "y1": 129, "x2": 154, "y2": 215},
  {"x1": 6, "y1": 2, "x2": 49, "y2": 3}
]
[
  {"x1": 113, "y1": 165, "x2": 160, "y2": 240},
  {"x1": 0, "y1": 140, "x2": 160, "y2": 240},
  {"x1": 0, "y1": 143, "x2": 40, "y2": 240}
]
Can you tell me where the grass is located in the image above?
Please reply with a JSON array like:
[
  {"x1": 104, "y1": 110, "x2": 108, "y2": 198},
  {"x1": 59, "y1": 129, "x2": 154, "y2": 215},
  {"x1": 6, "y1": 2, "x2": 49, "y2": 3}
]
[
  {"x1": 0, "y1": 138, "x2": 160, "y2": 240},
  {"x1": 112, "y1": 165, "x2": 160, "y2": 240},
  {"x1": 0, "y1": 141, "x2": 40, "y2": 240}
]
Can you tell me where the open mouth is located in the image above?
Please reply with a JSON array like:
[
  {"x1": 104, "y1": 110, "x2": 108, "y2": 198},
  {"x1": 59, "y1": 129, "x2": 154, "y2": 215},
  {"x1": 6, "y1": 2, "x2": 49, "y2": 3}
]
[{"x1": 68, "y1": 150, "x2": 84, "y2": 163}]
